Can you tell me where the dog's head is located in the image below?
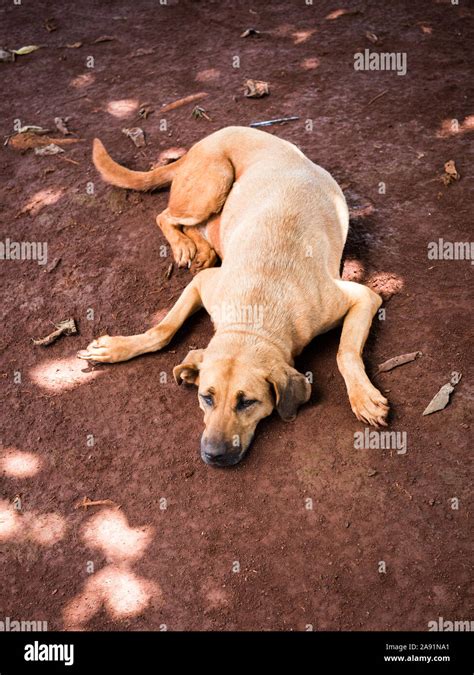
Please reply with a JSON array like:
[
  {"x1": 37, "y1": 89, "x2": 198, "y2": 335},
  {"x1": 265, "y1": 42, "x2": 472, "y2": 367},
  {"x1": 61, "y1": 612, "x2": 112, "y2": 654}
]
[{"x1": 173, "y1": 346, "x2": 311, "y2": 467}]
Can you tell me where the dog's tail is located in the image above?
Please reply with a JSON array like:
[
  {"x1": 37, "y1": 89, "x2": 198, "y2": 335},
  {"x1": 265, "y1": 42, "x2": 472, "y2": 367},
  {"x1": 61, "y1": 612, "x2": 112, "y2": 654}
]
[{"x1": 92, "y1": 138, "x2": 185, "y2": 191}]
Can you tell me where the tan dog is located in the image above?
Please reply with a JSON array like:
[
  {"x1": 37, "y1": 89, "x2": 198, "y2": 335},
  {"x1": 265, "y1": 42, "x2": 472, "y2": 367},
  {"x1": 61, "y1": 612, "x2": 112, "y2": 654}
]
[{"x1": 78, "y1": 126, "x2": 389, "y2": 466}]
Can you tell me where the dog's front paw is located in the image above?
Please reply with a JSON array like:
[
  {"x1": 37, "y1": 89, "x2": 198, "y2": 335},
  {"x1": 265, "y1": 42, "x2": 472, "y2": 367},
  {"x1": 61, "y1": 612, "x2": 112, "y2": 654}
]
[
  {"x1": 349, "y1": 384, "x2": 389, "y2": 427},
  {"x1": 77, "y1": 335, "x2": 138, "y2": 363}
]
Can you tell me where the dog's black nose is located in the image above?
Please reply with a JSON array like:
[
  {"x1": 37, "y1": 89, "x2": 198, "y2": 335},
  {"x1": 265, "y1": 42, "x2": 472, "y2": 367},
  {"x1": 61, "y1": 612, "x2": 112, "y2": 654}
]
[{"x1": 201, "y1": 436, "x2": 243, "y2": 467}]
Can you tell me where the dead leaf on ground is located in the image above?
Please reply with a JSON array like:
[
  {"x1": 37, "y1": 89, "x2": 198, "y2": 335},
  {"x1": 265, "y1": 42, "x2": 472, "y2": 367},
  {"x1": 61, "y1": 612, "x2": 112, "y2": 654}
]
[
  {"x1": 243, "y1": 79, "x2": 269, "y2": 98},
  {"x1": 423, "y1": 375, "x2": 462, "y2": 415},
  {"x1": 440, "y1": 160, "x2": 460, "y2": 186},
  {"x1": 34, "y1": 143, "x2": 65, "y2": 155},
  {"x1": 66, "y1": 42, "x2": 83, "y2": 49},
  {"x1": 325, "y1": 8, "x2": 361, "y2": 20},
  {"x1": 376, "y1": 351, "x2": 422, "y2": 375},
  {"x1": 8, "y1": 132, "x2": 80, "y2": 151},
  {"x1": 419, "y1": 24, "x2": 433, "y2": 34},
  {"x1": 192, "y1": 105, "x2": 211, "y2": 120},
  {"x1": 0, "y1": 48, "x2": 15, "y2": 62},
  {"x1": 138, "y1": 103, "x2": 154, "y2": 119},
  {"x1": 11, "y1": 45, "x2": 40, "y2": 55},
  {"x1": 130, "y1": 47, "x2": 155, "y2": 57},
  {"x1": 32, "y1": 318, "x2": 77, "y2": 346},
  {"x1": 93, "y1": 35, "x2": 115, "y2": 44},
  {"x1": 241, "y1": 28, "x2": 261, "y2": 38},
  {"x1": 365, "y1": 31, "x2": 379, "y2": 43},
  {"x1": 122, "y1": 127, "x2": 145, "y2": 147},
  {"x1": 54, "y1": 117, "x2": 71, "y2": 135},
  {"x1": 44, "y1": 18, "x2": 58, "y2": 32}
]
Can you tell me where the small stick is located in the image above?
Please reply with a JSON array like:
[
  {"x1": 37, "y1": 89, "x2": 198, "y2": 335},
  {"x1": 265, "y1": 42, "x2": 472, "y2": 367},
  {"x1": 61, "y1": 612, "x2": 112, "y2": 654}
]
[
  {"x1": 165, "y1": 263, "x2": 173, "y2": 280},
  {"x1": 58, "y1": 156, "x2": 80, "y2": 166},
  {"x1": 365, "y1": 90, "x2": 388, "y2": 108},
  {"x1": 62, "y1": 93, "x2": 90, "y2": 104},
  {"x1": 160, "y1": 92, "x2": 208, "y2": 113},
  {"x1": 75, "y1": 496, "x2": 119, "y2": 510},
  {"x1": 250, "y1": 116, "x2": 299, "y2": 128}
]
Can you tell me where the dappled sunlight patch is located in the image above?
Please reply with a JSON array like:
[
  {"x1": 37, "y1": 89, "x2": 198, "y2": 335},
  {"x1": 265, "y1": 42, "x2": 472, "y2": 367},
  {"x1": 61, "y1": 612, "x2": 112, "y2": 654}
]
[
  {"x1": 1, "y1": 448, "x2": 42, "y2": 478},
  {"x1": 30, "y1": 356, "x2": 102, "y2": 393},
  {"x1": 70, "y1": 72, "x2": 95, "y2": 88},
  {"x1": 106, "y1": 98, "x2": 139, "y2": 119},
  {"x1": 26, "y1": 512, "x2": 66, "y2": 545},
  {"x1": 0, "y1": 501, "x2": 20, "y2": 542},
  {"x1": 20, "y1": 188, "x2": 65, "y2": 217},
  {"x1": 63, "y1": 564, "x2": 161, "y2": 629},
  {"x1": 81, "y1": 508, "x2": 154, "y2": 563},
  {"x1": 436, "y1": 115, "x2": 474, "y2": 138},
  {"x1": 195, "y1": 68, "x2": 220, "y2": 82},
  {"x1": 0, "y1": 500, "x2": 66, "y2": 545},
  {"x1": 300, "y1": 56, "x2": 320, "y2": 70},
  {"x1": 367, "y1": 272, "x2": 404, "y2": 301},
  {"x1": 342, "y1": 259, "x2": 366, "y2": 283}
]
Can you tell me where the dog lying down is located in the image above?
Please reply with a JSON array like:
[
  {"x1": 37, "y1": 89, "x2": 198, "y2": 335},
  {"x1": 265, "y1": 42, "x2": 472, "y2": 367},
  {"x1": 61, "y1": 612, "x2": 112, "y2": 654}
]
[{"x1": 78, "y1": 126, "x2": 389, "y2": 467}]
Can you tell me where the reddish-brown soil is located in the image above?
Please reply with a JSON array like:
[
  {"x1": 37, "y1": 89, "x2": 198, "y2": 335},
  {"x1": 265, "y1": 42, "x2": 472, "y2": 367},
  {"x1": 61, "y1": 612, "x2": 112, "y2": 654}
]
[{"x1": 1, "y1": 0, "x2": 472, "y2": 631}]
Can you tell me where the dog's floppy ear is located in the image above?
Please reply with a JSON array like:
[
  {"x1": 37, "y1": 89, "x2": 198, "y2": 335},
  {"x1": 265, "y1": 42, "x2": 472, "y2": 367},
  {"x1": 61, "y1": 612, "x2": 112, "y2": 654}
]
[
  {"x1": 173, "y1": 349, "x2": 205, "y2": 385},
  {"x1": 267, "y1": 365, "x2": 311, "y2": 421}
]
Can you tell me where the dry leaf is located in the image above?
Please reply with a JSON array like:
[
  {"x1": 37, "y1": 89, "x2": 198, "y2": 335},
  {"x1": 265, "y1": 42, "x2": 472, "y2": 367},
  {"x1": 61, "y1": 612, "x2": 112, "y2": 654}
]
[
  {"x1": 130, "y1": 47, "x2": 155, "y2": 57},
  {"x1": 325, "y1": 8, "x2": 361, "y2": 20},
  {"x1": 11, "y1": 45, "x2": 40, "y2": 55},
  {"x1": 0, "y1": 48, "x2": 14, "y2": 62},
  {"x1": 44, "y1": 18, "x2": 58, "y2": 32},
  {"x1": 376, "y1": 351, "x2": 422, "y2": 375},
  {"x1": 243, "y1": 79, "x2": 269, "y2": 98},
  {"x1": 32, "y1": 318, "x2": 77, "y2": 346},
  {"x1": 54, "y1": 117, "x2": 70, "y2": 135},
  {"x1": 241, "y1": 28, "x2": 261, "y2": 38},
  {"x1": 441, "y1": 160, "x2": 460, "y2": 186},
  {"x1": 138, "y1": 103, "x2": 154, "y2": 119},
  {"x1": 66, "y1": 42, "x2": 83, "y2": 49},
  {"x1": 9, "y1": 132, "x2": 79, "y2": 150},
  {"x1": 423, "y1": 383, "x2": 453, "y2": 415},
  {"x1": 93, "y1": 35, "x2": 115, "y2": 44},
  {"x1": 122, "y1": 127, "x2": 145, "y2": 147},
  {"x1": 365, "y1": 31, "x2": 378, "y2": 43},
  {"x1": 34, "y1": 143, "x2": 65, "y2": 155}
]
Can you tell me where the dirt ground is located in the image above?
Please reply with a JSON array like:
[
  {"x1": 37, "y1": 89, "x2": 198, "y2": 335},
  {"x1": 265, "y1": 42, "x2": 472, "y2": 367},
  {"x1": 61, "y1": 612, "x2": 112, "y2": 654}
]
[{"x1": 1, "y1": 0, "x2": 472, "y2": 631}]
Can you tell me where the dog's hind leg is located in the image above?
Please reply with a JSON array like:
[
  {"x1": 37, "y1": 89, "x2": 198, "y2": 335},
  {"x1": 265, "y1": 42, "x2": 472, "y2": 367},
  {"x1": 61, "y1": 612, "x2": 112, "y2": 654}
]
[
  {"x1": 77, "y1": 269, "x2": 219, "y2": 363},
  {"x1": 156, "y1": 157, "x2": 233, "y2": 268},
  {"x1": 335, "y1": 281, "x2": 389, "y2": 427}
]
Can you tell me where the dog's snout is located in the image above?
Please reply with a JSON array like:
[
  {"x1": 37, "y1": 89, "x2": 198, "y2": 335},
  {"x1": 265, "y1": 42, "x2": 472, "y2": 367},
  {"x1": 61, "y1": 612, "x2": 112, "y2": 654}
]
[{"x1": 201, "y1": 436, "x2": 243, "y2": 467}]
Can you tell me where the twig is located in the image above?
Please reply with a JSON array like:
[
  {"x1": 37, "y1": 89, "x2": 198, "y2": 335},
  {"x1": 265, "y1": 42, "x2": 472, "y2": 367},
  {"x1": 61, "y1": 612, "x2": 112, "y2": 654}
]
[
  {"x1": 365, "y1": 90, "x2": 388, "y2": 108},
  {"x1": 160, "y1": 92, "x2": 208, "y2": 113}
]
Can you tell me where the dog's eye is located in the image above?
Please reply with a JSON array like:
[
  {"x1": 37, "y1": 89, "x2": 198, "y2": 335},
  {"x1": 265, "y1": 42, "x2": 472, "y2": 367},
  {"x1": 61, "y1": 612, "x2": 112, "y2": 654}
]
[
  {"x1": 200, "y1": 394, "x2": 214, "y2": 407},
  {"x1": 237, "y1": 398, "x2": 258, "y2": 411}
]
